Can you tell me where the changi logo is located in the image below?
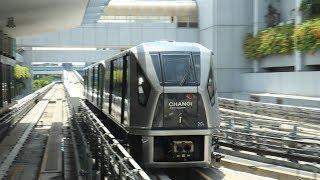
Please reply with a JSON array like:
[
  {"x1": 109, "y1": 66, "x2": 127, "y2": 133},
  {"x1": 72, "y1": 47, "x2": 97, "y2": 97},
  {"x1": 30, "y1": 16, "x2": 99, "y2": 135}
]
[{"x1": 168, "y1": 101, "x2": 193, "y2": 107}]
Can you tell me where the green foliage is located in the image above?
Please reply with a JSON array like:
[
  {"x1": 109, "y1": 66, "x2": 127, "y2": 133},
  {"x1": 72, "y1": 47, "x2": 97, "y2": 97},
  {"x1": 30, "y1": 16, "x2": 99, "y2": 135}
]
[
  {"x1": 293, "y1": 18, "x2": 320, "y2": 52},
  {"x1": 244, "y1": 25, "x2": 294, "y2": 59},
  {"x1": 300, "y1": 0, "x2": 320, "y2": 19},
  {"x1": 113, "y1": 69, "x2": 123, "y2": 82},
  {"x1": 32, "y1": 75, "x2": 60, "y2": 90},
  {"x1": 14, "y1": 65, "x2": 31, "y2": 80},
  {"x1": 33, "y1": 79, "x2": 50, "y2": 90}
]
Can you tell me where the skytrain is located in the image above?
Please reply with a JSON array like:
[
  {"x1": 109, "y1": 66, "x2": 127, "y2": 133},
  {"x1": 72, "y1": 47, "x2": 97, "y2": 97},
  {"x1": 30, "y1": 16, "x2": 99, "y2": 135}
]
[{"x1": 84, "y1": 41, "x2": 219, "y2": 168}]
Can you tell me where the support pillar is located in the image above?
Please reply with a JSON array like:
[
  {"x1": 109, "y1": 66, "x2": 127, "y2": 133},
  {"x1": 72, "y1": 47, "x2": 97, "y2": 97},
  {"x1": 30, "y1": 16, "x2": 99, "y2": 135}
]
[{"x1": 294, "y1": 0, "x2": 303, "y2": 72}]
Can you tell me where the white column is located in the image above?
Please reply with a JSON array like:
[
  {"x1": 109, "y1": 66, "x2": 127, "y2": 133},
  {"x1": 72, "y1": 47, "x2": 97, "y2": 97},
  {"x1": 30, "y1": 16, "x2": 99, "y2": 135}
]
[{"x1": 294, "y1": 0, "x2": 303, "y2": 71}]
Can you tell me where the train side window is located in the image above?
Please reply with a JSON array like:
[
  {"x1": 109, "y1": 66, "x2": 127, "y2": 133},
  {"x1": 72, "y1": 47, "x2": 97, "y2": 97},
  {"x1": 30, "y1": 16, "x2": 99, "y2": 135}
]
[
  {"x1": 122, "y1": 56, "x2": 129, "y2": 125},
  {"x1": 111, "y1": 58, "x2": 123, "y2": 121},
  {"x1": 94, "y1": 66, "x2": 98, "y2": 92},
  {"x1": 137, "y1": 64, "x2": 151, "y2": 106},
  {"x1": 192, "y1": 54, "x2": 201, "y2": 84},
  {"x1": 91, "y1": 68, "x2": 95, "y2": 92},
  {"x1": 98, "y1": 64, "x2": 105, "y2": 107},
  {"x1": 104, "y1": 62, "x2": 111, "y2": 114},
  {"x1": 207, "y1": 65, "x2": 215, "y2": 103},
  {"x1": 151, "y1": 54, "x2": 163, "y2": 84}
]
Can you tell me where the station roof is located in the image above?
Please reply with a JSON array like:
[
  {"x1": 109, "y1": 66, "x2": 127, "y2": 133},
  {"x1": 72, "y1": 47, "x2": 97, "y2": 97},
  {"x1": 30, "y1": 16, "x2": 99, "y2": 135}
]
[
  {"x1": 103, "y1": 0, "x2": 197, "y2": 17},
  {"x1": 0, "y1": 0, "x2": 88, "y2": 37}
]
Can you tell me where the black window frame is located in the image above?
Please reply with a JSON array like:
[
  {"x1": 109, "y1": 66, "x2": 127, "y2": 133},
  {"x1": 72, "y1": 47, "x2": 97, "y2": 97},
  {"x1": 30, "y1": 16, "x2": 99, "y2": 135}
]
[{"x1": 151, "y1": 51, "x2": 200, "y2": 86}]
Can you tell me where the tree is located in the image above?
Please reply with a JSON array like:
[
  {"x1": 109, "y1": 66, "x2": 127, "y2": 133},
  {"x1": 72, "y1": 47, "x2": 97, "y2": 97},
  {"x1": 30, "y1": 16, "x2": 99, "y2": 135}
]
[{"x1": 14, "y1": 64, "x2": 31, "y2": 80}]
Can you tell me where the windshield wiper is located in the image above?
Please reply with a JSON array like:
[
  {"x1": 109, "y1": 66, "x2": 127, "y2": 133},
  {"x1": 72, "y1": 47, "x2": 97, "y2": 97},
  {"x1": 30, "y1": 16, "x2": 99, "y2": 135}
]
[{"x1": 179, "y1": 65, "x2": 191, "y2": 86}]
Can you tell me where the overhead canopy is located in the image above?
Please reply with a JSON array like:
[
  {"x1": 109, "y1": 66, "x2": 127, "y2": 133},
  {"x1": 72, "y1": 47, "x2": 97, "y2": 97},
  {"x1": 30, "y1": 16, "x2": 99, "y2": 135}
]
[
  {"x1": 0, "y1": 0, "x2": 89, "y2": 37},
  {"x1": 104, "y1": 0, "x2": 197, "y2": 17}
]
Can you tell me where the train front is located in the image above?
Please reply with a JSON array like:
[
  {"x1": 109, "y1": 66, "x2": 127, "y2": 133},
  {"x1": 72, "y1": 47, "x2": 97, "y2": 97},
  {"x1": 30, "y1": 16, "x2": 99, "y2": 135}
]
[{"x1": 136, "y1": 42, "x2": 219, "y2": 168}]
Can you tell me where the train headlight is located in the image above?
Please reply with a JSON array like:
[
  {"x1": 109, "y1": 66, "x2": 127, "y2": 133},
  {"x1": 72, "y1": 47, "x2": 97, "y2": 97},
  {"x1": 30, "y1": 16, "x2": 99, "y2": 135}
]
[
  {"x1": 173, "y1": 141, "x2": 194, "y2": 153},
  {"x1": 138, "y1": 77, "x2": 144, "y2": 85}
]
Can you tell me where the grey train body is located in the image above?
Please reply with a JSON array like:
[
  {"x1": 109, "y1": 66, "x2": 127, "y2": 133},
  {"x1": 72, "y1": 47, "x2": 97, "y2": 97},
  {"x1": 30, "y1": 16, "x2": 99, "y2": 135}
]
[{"x1": 84, "y1": 41, "x2": 219, "y2": 168}]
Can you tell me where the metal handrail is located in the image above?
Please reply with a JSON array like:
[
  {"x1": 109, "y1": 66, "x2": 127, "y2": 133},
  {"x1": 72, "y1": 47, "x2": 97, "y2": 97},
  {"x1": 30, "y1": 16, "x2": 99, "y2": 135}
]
[
  {"x1": 0, "y1": 83, "x2": 55, "y2": 137},
  {"x1": 76, "y1": 100, "x2": 150, "y2": 180}
]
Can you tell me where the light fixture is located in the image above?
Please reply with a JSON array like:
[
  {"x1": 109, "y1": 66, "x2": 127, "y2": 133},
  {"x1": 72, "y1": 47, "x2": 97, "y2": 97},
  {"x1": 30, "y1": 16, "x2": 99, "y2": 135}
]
[{"x1": 6, "y1": 17, "x2": 16, "y2": 28}]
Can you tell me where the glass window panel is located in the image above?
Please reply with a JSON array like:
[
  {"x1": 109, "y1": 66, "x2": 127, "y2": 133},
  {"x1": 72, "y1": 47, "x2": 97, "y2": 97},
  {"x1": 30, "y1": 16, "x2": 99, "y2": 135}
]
[
  {"x1": 162, "y1": 54, "x2": 195, "y2": 86},
  {"x1": 193, "y1": 54, "x2": 201, "y2": 83},
  {"x1": 151, "y1": 54, "x2": 162, "y2": 83}
]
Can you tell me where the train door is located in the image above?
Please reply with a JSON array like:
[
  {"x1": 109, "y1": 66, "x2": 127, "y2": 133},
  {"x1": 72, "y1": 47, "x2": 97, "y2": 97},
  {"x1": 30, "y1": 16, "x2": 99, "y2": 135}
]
[
  {"x1": 122, "y1": 55, "x2": 129, "y2": 125},
  {"x1": 111, "y1": 58, "x2": 122, "y2": 122},
  {"x1": 110, "y1": 56, "x2": 129, "y2": 125}
]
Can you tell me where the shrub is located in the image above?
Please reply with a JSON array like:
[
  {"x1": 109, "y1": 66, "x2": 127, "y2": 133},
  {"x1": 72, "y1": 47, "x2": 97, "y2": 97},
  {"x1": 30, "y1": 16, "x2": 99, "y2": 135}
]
[
  {"x1": 33, "y1": 79, "x2": 50, "y2": 90},
  {"x1": 243, "y1": 25, "x2": 294, "y2": 59},
  {"x1": 293, "y1": 18, "x2": 320, "y2": 52},
  {"x1": 32, "y1": 75, "x2": 60, "y2": 90},
  {"x1": 14, "y1": 65, "x2": 31, "y2": 80}
]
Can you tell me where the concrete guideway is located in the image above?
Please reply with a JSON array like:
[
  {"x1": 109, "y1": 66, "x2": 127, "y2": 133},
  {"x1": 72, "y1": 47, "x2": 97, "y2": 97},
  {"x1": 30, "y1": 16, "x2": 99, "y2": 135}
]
[
  {"x1": 0, "y1": 84, "x2": 75, "y2": 179},
  {"x1": 0, "y1": 86, "x2": 56, "y2": 179}
]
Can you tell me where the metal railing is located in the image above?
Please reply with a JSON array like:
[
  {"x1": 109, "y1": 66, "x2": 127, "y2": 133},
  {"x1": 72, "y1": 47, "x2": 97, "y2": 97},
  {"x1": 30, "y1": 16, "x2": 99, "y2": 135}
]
[
  {"x1": 0, "y1": 82, "x2": 55, "y2": 139},
  {"x1": 72, "y1": 100, "x2": 150, "y2": 180},
  {"x1": 217, "y1": 97, "x2": 320, "y2": 166}
]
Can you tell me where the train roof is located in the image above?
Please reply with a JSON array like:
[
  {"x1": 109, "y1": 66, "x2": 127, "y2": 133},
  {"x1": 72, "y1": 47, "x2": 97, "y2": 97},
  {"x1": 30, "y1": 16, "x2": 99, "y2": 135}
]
[
  {"x1": 84, "y1": 41, "x2": 212, "y2": 69},
  {"x1": 131, "y1": 41, "x2": 212, "y2": 53}
]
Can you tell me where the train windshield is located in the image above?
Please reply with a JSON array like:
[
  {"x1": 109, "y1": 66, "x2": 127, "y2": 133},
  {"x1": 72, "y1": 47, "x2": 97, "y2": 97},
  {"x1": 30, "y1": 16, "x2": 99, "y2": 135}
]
[{"x1": 161, "y1": 54, "x2": 197, "y2": 86}]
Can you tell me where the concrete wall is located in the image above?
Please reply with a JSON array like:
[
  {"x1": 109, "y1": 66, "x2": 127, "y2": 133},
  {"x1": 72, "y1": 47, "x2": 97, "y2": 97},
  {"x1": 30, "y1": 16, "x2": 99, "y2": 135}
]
[
  {"x1": 279, "y1": 0, "x2": 295, "y2": 22},
  {"x1": 256, "y1": 51, "x2": 320, "y2": 69},
  {"x1": 197, "y1": 0, "x2": 253, "y2": 97},
  {"x1": 241, "y1": 72, "x2": 320, "y2": 97},
  {"x1": 259, "y1": 54, "x2": 295, "y2": 68},
  {"x1": 17, "y1": 23, "x2": 199, "y2": 49}
]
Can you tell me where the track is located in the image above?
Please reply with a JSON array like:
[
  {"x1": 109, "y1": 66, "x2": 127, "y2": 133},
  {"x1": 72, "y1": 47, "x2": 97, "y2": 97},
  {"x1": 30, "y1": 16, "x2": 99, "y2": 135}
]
[
  {"x1": 0, "y1": 84, "x2": 74, "y2": 179},
  {"x1": 217, "y1": 98, "x2": 320, "y2": 178}
]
